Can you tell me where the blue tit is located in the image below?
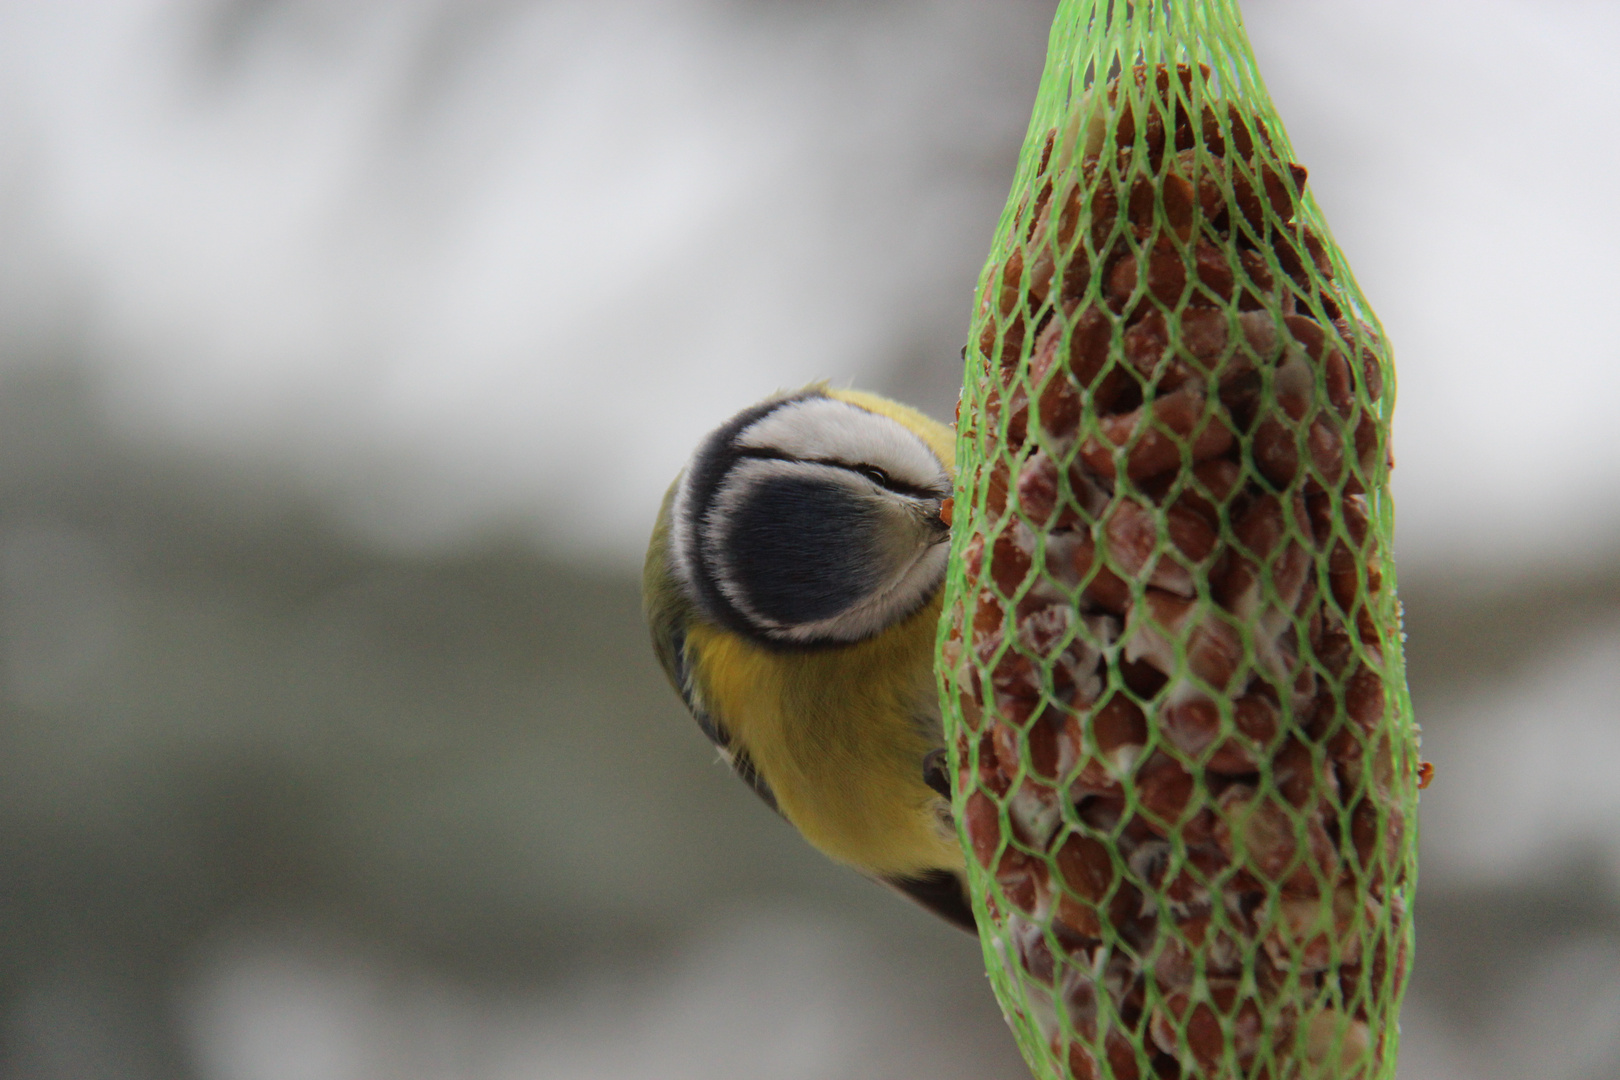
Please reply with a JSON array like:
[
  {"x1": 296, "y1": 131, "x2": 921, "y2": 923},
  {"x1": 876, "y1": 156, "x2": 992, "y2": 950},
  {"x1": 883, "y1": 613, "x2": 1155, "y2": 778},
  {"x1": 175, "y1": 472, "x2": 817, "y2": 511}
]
[{"x1": 643, "y1": 384, "x2": 973, "y2": 931}]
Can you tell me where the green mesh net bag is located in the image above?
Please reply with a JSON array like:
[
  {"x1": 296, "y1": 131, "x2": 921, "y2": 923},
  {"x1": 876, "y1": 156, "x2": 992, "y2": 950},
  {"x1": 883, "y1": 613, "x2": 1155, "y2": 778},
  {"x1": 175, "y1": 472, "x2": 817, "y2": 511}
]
[{"x1": 937, "y1": 3, "x2": 1420, "y2": 1078}]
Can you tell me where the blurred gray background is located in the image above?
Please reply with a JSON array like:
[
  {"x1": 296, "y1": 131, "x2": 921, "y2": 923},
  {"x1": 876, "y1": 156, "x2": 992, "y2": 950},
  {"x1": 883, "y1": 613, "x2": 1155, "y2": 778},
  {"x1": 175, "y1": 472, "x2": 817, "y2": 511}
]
[{"x1": 0, "y1": 1, "x2": 1616, "y2": 1078}]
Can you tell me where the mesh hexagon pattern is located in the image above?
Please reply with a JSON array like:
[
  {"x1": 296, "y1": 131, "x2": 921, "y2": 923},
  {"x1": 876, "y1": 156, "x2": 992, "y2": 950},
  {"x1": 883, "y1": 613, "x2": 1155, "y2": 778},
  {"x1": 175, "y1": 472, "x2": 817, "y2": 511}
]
[{"x1": 938, "y1": 3, "x2": 1419, "y2": 1079}]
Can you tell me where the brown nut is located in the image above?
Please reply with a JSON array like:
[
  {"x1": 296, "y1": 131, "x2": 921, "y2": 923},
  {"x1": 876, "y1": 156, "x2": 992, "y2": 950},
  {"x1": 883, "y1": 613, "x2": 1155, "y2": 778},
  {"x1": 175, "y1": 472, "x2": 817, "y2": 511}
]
[
  {"x1": 965, "y1": 790, "x2": 1002, "y2": 868},
  {"x1": 987, "y1": 521, "x2": 1036, "y2": 595},
  {"x1": 1214, "y1": 785, "x2": 1339, "y2": 896},
  {"x1": 1078, "y1": 387, "x2": 1236, "y2": 482},
  {"x1": 1107, "y1": 235, "x2": 1188, "y2": 309},
  {"x1": 1016, "y1": 450, "x2": 1079, "y2": 530},
  {"x1": 1054, "y1": 832, "x2": 1117, "y2": 937},
  {"x1": 1100, "y1": 498, "x2": 1217, "y2": 597},
  {"x1": 1050, "y1": 533, "x2": 1134, "y2": 615},
  {"x1": 1133, "y1": 750, "x2": 1198, "y2": 834},
  {"x1": 1149, "y1": 980, "x2": 1274, "y2": 1071},
  {"x1": 1260, "y1": 885, "x2": 1369, "y2": 972},
  {"x1": 1124, "y1": 589, "x2": 1246, "y2": 691},
  {"x1": 1159, "y1": 691, "x2": 1280, "y2": 773},
  {"x1": 1173, "y1": 458, "x2": 1244, "y2": 529}
]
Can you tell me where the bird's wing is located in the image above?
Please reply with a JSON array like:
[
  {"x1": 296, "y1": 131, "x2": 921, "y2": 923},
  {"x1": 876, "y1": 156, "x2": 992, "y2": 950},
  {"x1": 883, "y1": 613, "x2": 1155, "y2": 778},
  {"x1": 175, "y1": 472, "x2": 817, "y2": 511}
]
[
  {"x1": 645, "y1": 487, "x2": 781, "y2": 817},
  {"x1": 660, "y1": 621, "x2": 781, "y2": 816}
]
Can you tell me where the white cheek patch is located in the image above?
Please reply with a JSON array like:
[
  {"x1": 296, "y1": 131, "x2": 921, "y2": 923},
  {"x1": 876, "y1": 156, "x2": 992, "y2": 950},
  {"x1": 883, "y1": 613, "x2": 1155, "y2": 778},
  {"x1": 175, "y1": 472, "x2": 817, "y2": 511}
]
[
  {"x1": 735, "y1": 397, "x2": 946, "y2": 493},
  {"x1": 668, "y1": 469, "x2": 699, "y2": 590},
  {"x1": 666, "y1": 390, "x2": 950, "y2": 645}
]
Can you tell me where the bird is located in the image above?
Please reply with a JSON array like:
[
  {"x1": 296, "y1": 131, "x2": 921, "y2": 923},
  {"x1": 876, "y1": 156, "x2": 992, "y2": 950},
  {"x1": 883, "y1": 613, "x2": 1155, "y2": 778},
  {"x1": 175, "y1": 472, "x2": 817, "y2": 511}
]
[{"x1": 643, "y1": 384, "x2": 974, "y2": 931}]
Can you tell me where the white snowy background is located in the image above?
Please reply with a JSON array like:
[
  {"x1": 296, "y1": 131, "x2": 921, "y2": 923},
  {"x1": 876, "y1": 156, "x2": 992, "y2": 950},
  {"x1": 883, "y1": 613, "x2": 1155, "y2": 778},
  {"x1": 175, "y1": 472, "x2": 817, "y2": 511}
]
[{"x1": 0, "y1": 1, "x2": 1615, "y2": 1079}]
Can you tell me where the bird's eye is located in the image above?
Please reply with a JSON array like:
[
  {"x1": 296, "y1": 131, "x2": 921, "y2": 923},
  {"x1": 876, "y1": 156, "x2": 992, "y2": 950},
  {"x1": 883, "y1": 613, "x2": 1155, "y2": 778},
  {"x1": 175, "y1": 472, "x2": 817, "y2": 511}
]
[{"x1": 853, "y1": 465, "x2": 891, "y2": 487}]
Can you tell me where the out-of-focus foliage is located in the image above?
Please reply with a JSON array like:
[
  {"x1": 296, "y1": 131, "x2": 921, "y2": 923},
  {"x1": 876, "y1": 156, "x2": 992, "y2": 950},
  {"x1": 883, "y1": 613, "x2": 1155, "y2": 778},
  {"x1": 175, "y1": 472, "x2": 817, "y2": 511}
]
[{"x1": 0, "y1": 369, "x2": 1018, "y2": 1079}]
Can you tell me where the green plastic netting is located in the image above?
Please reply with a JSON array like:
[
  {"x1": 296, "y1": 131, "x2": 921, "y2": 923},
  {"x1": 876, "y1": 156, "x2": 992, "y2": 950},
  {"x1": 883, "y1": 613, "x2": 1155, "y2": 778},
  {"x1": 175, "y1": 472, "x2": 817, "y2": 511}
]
[{"x1": 936, "y1": 2, "x2": 1419, "y2": 1078}]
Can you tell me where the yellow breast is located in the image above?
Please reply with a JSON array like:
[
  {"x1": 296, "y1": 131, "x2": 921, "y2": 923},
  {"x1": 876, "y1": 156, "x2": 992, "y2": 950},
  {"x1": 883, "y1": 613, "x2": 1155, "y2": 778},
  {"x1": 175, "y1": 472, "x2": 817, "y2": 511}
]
[{"x1": 686, "y1": 595, "x2": 963, "y2": 879}]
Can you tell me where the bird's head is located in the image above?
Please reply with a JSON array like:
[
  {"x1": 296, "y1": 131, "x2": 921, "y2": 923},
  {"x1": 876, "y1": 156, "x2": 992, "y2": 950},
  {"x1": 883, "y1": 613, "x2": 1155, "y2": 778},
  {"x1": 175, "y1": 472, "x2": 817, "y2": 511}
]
[{"x1": 666, "y1": 387, "x2": 954, "y2": 649}]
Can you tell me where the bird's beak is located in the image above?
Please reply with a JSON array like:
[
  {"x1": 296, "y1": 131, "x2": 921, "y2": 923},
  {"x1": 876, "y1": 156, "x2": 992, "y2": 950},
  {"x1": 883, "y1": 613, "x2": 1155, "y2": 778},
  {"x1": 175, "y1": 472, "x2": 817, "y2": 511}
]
[{"x1": 924, "y1": 497, "x2": 952, "y2": 541}]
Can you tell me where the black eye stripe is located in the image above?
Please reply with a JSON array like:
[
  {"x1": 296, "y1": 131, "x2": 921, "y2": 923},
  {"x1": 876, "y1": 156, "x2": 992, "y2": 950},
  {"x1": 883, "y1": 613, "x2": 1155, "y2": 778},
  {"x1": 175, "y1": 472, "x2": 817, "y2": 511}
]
[{"x1": 734, "y1": 449, "x2": 945, "y2": 500}]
